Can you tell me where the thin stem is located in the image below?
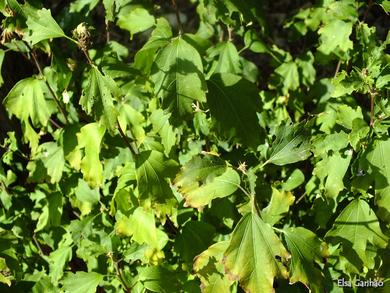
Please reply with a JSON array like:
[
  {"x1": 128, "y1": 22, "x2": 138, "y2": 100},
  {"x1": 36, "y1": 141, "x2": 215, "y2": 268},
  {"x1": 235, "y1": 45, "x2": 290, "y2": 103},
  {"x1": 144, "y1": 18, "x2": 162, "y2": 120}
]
[
  {"x1": 24, "y1": 42, "x2": 69, "y2": 124},
  {"x1": 369, "y1": 89, "x2": 377, "y2": 127},
  {"x1": 171, "y1": 0, "x2": 183, "y2": 35}
]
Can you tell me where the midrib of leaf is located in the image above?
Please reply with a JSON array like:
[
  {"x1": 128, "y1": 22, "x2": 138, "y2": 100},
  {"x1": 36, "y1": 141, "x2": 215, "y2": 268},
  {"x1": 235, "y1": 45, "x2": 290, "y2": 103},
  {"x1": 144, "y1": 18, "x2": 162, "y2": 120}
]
[{"x1": 208, "y1": 78, "x2": 250, "y2": 141}]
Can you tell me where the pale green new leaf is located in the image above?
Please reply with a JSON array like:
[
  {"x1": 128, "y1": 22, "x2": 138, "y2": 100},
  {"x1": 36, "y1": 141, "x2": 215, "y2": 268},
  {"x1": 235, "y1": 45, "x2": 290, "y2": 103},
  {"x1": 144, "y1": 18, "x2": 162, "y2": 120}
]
[
  {"x1": 25, "y1": 8, "x2": 67, "y2": 45},
  {"x1": 283, "y1": 227, "x2": 327, "y2": 293},
  {"x1": 77, "y1": 123, "x2": 106, "y2": 188},
  {"x1": 207, "y1": 73, "x2": 263, "y2": 147},
  {"x1": 261, "y1": 187, "x2": 295, "y2": 226},
  {"x1": 151, "y1": 37, "x2": 207, "y2": 117},
  {"x1": 223, "y1": 212, "x2": 289, "y2": 293},
  {"x1": 265, "y1": 122, "x2": 311, "y2": 166},
  {"x1": 117, "y1": 7, "x2": 155, "y2": 38},
  {"x1": 136, "y1": 150, "x2": 179, "y2": 201},
  {"x1": 62, "y1": 272, "x2": 104, "y2": 293},
  {"x1": 325, "y1": 199, "x2": 388, "y2": 268},
  {"x1": 4, "y1": 77, "x2": 56, "y2": 127},
  {"x1": 80, "y1": 66, "x2": 120, "y2": 131},
  {"x1": 193, "y1": 241, "x2": 232, "y2": 293},
  {"x1": 174, "y1": 155, "x2": 240, "y2": 209},
  {"x1": 70, "y1": 0, "x2": 99, "y2": 13}
]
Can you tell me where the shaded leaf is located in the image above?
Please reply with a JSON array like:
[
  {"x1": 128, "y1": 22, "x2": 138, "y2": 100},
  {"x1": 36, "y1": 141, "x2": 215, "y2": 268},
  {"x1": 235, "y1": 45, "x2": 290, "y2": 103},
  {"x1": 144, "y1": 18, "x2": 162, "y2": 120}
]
[
  {"x1": 207, "y1": 73, "x2": 263, "y2": 147},
  {"x1": 325, "y1": 199, "x2": 388, "y2": 268},
  {"x1": 283, "y1": 227, "x2": 327, "y2": 293}
]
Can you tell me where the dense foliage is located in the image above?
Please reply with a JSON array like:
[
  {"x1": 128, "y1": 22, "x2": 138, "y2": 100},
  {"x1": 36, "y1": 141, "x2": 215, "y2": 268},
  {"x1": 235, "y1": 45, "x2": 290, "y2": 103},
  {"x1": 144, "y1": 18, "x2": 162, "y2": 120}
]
[{"x1": 0, "y1": 0, "x2": 390, "y2": 292}]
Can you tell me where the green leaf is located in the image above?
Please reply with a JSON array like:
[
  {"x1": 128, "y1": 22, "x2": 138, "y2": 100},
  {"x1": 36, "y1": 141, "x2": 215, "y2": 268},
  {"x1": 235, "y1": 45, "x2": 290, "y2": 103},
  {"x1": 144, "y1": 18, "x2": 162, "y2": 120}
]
[
  {"x1": 136, "y1": 150, "x2": 178, "y2": 202},
  {"x1": 70, "y1": 0, "x2": 99, "y2": 13},
  {"x1": 283, "y1": 227, "x2": 327, "y2": 293},
  {"x1": 207, "y1": 42, "x2": 241, "y2": 76},
  {"x1": 149, "y1": 109, "x2": 177, "y2": 155},
  {"x1": 151, "y1": 37, "x2": 207, "y2": 118},
  {"x1": 318, "y1": 20, "x2": 353, "y2": 55},
  {"x1": 261, "y1": 187, "x2": 295, "y2": 226},
  {"x1": 80, "y1": 66, "x2": 119, "y2": 131},
  {"x1": 313, "y1": 149, "x2": 352, "y2": 198},
  {"x1": 37, "y1": 142, "x2": 65, "y2": 184},
  {"x1": 77, "y1": 123, "x2": 106, "y2": 188},
  {"x1": 117, "y1": 104, "x2": 145, "y2": 144},
  {"x1": 74, "y1": 179, "x2": 100, "y2": 215},
  {"x1": 325, "y1": 199, "x2": 388, "y2": 268},
  {"x1": 207, "y1": 73, "x2": 263, "y2": 147},
  {"x1": 25, "y1": 8, "x2": 68, "y2": 45},
  {"x1": 174, "y1": 155, "x2": 240, "y2": 209},
  {"x1": 62, "y1": 272, "x2": 104, "y2": 293},
  {"x1": 134, "y1": 17, "x2": 172, "y2": 72},
  {"x1": 4, "y1": 77, "x2": 56, "y2": 127},
  {"x1": 274, "y1": 61, "x2": 299, "y2": 94},
  {"x1": 117, "y1": 7, "x2": 155, "y2": 38},
  {"x1": 281, "y1": 169, "x2": 305, "y2": 191},
  {"x1": 358, "y1": 138, "x2": 390, "y2": 222},
  {"x1": 223, "y1": 212, "x2": 289, "y2": 293},
  {"x1": 137, "y1": 266, "x2": 180, "y2": 292},
  {"x1": 116, "y1": 207, "x2": 168, "y2": 249},
  {"x1": 193, "y1": 241, "x2": 232, "y2": 293},
  {"x1": 265, "y1": 121, "x2": 311, "y2": 166}
]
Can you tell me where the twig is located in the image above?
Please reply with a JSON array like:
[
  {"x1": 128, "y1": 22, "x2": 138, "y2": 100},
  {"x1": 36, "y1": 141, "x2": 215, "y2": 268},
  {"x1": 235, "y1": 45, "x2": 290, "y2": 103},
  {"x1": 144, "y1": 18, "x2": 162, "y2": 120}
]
[
  {"x1": 171, "y1": 0, "x2": 183, "y2": 34},
  {"x1": 117, "y1": 121, "x2": 138, "y2": 157},
  {"x1": 362, "y1": 0, "x2": 373, "y2": 22},
  {"x1": 81, "y1": 47, "x2": 93, "y2": 65},
  {"x1": 24, "y1": 42, "x2": 69, "y2": 124},
  {"x1": 334, "y1": 60, "x2": 341, "y2": 78}
]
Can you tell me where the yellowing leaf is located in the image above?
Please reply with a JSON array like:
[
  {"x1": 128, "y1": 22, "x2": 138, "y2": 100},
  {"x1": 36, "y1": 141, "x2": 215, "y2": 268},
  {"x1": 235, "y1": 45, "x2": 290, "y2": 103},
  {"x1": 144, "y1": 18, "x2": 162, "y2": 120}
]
[
  {"x1": 193, "y1": 241, "x2": 232, "y2": 293},
  {"x1": 174, "y1": 155, "x2": 240, "y2": 209},
  {"x1": 261, "y1": 187, "x2": 295, "y2": 226},
  {"x1": 223, "y1": 212, "x2": 289, "y2": 293}
]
